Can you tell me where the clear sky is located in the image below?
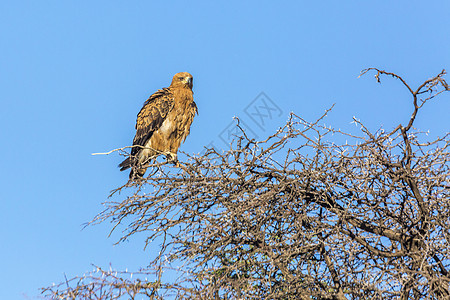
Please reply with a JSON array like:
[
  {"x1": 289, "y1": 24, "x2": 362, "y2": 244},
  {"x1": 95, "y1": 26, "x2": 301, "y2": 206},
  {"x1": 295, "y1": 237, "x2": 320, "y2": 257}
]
[{"x1": 1, "y1": 1, "x2": 449, "y2": 299}]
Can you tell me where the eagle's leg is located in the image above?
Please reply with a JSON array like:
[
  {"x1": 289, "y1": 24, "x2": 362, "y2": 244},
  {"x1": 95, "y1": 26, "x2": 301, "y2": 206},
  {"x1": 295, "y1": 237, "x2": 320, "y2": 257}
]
[{"x1": 129, "y1": 165, "x2": 147, "y2": 180}]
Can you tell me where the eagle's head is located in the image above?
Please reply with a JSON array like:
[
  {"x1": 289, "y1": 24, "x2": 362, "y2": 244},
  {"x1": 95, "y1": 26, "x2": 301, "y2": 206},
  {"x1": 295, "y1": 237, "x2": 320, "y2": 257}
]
[{"x1": 171, "y1": 72, "x2": 193, "y2": 90}]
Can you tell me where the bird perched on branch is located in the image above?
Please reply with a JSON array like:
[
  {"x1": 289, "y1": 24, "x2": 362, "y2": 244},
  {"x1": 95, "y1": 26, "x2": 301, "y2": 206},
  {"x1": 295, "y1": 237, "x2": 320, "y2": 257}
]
[{"x1": 119, "y1": 72, "x2": 197, "y2": 179}]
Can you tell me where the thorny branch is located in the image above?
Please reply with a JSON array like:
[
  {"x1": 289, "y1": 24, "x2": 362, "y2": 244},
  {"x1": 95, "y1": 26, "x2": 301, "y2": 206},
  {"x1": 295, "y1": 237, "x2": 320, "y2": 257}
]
[{"x1": 45, "y1": 69, "x2": 449, "y2": 299}]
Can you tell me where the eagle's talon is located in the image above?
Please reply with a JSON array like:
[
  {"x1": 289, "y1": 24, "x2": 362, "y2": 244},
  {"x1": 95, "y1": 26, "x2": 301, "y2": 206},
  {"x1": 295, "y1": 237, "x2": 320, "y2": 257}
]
[
  {"x1": 164, "y1": 152, "x2": 178, "y2": 162},
  {"x1": 167, "y1": 153, "x2": 180, "y2": 167}
]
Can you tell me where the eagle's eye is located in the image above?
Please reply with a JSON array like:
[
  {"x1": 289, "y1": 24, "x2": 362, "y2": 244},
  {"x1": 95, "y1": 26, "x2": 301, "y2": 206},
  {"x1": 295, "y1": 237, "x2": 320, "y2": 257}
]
[{"x1": 179, "y1": 77, "x2": 184, "y2": 81}]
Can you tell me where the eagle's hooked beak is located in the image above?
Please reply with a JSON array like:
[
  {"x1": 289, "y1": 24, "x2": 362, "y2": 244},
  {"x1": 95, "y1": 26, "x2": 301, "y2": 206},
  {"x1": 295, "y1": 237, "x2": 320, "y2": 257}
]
[{"x1": 187, "y1": 77, "x2": 193, "y2": 89}]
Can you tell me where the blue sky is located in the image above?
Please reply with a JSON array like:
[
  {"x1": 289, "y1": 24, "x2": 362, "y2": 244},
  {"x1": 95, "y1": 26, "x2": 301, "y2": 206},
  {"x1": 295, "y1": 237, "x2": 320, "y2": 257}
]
[{"x1": 1, "y1": 1, "x2": 449, "y2": 299}]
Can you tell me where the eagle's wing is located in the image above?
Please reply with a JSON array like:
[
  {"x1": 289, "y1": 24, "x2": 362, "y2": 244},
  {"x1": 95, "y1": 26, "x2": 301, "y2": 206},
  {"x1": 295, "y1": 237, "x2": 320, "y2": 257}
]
[{"x1": 131, "y1": 88, "x2": 174, "y2": 156}]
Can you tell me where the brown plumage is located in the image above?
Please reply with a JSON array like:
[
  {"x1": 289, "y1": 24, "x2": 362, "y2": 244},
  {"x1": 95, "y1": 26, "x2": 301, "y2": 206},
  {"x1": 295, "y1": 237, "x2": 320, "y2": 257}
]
[{"x1": 119, "y1": 72, "x2": 197, "y2": 179}]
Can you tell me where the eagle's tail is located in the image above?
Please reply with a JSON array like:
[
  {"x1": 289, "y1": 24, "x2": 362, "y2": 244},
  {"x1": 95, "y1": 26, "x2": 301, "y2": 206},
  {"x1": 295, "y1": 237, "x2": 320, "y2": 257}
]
[
  {"x1": 119, "y1": 157, "x2": 147, "y2": 179},
  {"x1": 118, "y1": 157, "x2": 133, "y2": 171}
]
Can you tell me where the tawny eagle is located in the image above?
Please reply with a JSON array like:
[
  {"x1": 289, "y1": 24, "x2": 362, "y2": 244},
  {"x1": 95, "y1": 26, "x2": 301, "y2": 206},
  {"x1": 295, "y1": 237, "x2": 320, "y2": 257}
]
[{"x1": 119, "y1": 72, "x2": 197, "y2": 178}]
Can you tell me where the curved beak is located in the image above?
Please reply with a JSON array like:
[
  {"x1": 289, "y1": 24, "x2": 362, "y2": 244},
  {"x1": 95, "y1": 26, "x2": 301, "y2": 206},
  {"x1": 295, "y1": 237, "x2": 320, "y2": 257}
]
[{"x1": 187, "y1": 77, "x2": 193, "y2": 89}]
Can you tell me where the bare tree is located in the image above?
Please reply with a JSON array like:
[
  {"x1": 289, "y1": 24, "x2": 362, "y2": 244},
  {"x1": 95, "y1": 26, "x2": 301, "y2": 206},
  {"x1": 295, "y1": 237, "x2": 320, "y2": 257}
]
[{"x1": 43, "y1": 69, "x2": 449, "y2": 299}]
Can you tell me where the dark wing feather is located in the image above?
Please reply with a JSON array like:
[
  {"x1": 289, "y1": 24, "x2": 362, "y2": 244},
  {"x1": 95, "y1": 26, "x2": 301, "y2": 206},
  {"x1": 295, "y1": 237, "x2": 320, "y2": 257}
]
[{"x1": 131, "y1": 88, "x2": 174, "y2": 156}]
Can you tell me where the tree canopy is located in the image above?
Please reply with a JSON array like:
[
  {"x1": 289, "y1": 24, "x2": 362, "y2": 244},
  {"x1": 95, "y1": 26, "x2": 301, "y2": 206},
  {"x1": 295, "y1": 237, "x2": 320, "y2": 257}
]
[{"x1": 44, "y1": 69, "x2": 449, "y2": 299}]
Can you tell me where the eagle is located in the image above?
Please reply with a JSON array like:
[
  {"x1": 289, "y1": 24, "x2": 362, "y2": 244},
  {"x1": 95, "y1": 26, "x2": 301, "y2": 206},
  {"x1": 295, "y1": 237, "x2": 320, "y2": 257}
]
[{"x1": 119, "y1": 72, "x2": 197, "y2": 179}]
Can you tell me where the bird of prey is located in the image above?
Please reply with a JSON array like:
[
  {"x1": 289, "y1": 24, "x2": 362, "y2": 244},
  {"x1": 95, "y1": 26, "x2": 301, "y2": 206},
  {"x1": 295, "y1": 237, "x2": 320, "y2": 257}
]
[{"x1": 119, "y1": 72, "x2": 197, "y2": 179}]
